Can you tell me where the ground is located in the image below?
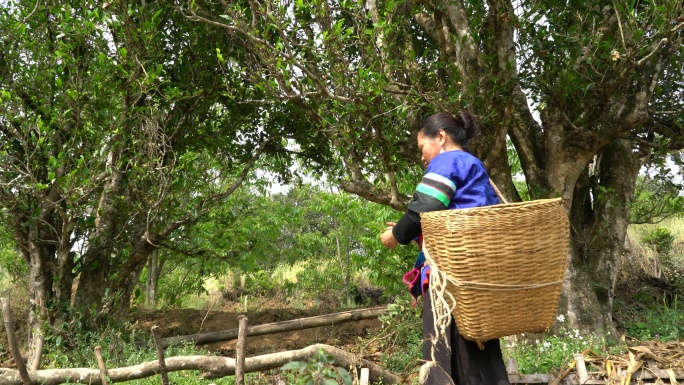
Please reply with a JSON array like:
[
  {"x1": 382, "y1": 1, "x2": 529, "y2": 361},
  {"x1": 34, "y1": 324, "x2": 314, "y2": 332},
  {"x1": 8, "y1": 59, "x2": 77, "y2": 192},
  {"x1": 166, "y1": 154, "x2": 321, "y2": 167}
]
[
  {"x1": 130, "y1": 297, "x2": 384, "y2": 357},
  {"x1": 2, "y1": 273, "x2": 682, "y2": 373},
  {"x1": 0, "y1": 288, "x2": 383, "y2": 367}
]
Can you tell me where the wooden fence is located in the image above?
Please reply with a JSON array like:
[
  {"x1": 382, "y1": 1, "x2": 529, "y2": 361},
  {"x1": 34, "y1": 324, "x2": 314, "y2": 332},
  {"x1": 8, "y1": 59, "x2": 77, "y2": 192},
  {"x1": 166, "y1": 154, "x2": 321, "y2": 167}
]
[{"x1": 1, "y1": 298, "x2": 683, "y2": 385}]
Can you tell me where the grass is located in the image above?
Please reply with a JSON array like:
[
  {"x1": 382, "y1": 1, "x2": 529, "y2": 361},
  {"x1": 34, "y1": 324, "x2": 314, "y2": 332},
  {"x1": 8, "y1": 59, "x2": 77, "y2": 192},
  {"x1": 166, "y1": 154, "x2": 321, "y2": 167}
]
[
  {"x1": 628, "y1": 216, "x2": 684, "y2": 260},
  {"x1": 500, "y1": 316, "x2": 624, "y2": 375},
  {"x1": 370, "y1": 298, "x2": 423, "y2": 377},
  {"x1": 617, "y1": 294, "x2": 684, "y2": 341},
  {"x1": 37, "y1": 326, "x2": 299, "y2": 385},
  {"x1": 35, "y1": 325, "x2": 352, "y2": 385}
]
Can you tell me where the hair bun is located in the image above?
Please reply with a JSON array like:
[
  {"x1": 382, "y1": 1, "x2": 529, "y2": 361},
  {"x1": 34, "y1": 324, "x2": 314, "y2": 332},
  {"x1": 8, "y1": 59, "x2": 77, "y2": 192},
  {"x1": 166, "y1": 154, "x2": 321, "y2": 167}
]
[{"x1": 459, "y1": 112, "x2": 476, "y2": 141}]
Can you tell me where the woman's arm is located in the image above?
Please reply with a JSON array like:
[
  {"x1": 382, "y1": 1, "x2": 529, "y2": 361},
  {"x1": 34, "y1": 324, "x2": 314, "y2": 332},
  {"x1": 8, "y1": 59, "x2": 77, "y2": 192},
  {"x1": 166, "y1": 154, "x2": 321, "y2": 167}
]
[
  {"x1": 379, "y1": 212, "x2": 421, "y2": 249},
  {"x1": 391, "y1": 210, "x2": 421, "y2": 245},
  {"x1": 388, "y1": 171, "x2": 457, "y2": 246}
]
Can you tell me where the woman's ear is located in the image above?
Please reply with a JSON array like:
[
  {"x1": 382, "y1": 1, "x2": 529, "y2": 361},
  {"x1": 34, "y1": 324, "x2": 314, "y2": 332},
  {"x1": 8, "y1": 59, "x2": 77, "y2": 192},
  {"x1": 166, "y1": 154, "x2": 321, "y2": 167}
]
[{"x1": 438, "y1": 129, "x2": 447, "y2": 145}]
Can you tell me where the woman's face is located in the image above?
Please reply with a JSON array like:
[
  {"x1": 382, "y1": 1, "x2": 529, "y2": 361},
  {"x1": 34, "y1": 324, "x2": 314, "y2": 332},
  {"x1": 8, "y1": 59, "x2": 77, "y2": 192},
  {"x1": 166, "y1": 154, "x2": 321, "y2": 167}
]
[{"x1": 417, "y1": 130, "x2": 445, "y2": 167}]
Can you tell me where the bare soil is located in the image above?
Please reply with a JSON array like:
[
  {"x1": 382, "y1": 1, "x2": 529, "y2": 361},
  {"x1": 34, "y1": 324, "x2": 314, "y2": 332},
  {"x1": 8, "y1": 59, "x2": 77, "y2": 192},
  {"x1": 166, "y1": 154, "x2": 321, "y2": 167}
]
[
  {"x1": 0, "y1": 290, "x2": 384, "y2": 366},
  {"x1": 131, "y1": 300, "x2": 384, "y2": 357}
]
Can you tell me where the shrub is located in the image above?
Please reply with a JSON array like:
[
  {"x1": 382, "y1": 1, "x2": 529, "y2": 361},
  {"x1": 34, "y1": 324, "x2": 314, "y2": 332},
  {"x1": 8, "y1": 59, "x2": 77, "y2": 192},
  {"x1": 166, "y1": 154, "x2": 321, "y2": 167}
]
[
  {"x1": 280, "y1": 349, "x2": 353, "y2": 385},
  {"x1": 244, "y1": 270, "x2": 277, "y2": 296},
  {"x1": 641, "y1": 227, "x2": 684, "y2": 287},
  {"x1": 642, "y1": 227, "x2": 675, "y2": 258}
]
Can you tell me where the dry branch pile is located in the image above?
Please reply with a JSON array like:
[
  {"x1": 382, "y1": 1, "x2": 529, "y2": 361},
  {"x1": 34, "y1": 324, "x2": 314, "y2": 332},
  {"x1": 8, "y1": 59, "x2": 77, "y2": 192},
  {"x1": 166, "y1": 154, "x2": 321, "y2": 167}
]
[{"x1": 551, "y1": 340, "x2": 684, "y2": 384}]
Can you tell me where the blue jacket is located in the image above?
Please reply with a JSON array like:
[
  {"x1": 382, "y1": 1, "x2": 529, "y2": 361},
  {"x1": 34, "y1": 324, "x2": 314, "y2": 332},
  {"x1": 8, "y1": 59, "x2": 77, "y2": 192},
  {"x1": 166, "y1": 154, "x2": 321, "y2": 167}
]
[{"x1": 392, "y1": 150, "x2": 499, "y2": 244}]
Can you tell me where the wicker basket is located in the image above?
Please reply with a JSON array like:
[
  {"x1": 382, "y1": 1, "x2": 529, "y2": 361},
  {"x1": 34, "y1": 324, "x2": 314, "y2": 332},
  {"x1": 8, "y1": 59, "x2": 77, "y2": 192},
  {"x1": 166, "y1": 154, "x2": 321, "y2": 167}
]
[{"x1": 420, "y1": 198, "x2": 569, "y2": 342}]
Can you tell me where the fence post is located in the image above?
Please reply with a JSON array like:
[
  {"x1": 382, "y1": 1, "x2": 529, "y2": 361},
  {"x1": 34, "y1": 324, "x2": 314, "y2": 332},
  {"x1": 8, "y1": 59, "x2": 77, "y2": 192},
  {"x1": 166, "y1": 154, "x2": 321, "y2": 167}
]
[
  {"x1": 359, "y1": 368, "x2": 370, "y2": 385},
  {"x1": 235, "y1": 315, "x2": 248, "y2": 385},
  {"x1": 94, "y1": 346, "x2": 109, "y2": 385},
  {"x1": 1, "y1": 297, "x2": 32, "y2": 385},
  {"x1": 574, "y1": 353, "x2": 588, "y2": 384},
  {"x1": 506, "y1": 358, "x2": 518, "y2": 375},
  {"x1": 151, "y1": 326, "x2": 170, "y2": 385}
]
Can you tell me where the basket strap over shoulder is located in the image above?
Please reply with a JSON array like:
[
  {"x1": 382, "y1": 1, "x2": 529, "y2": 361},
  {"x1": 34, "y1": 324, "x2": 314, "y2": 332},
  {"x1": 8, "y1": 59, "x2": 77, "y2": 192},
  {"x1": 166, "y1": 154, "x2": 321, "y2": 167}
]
[{"x1": 489, "y1": 179, "x2": 508, "y2": 204}]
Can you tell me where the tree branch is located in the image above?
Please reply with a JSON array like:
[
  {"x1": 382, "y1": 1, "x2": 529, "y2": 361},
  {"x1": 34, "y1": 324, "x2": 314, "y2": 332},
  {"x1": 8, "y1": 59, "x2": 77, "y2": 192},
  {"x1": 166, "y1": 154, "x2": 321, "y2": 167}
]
[
  {"x1": 181, "y1": 5, "x2": 351, "y2": 103},
  {"x1": 637, "y1": 38, "x2": 668, "y2": 66},
  {"x1": 151, "y1": 136, "x2": 272, "y2": 246},
  {"x1": 443, "y1": 1, "x2": 484, "y2": 79},
  {"x1": 339, "y1": 178, "x2": 409, "y2": 211}
]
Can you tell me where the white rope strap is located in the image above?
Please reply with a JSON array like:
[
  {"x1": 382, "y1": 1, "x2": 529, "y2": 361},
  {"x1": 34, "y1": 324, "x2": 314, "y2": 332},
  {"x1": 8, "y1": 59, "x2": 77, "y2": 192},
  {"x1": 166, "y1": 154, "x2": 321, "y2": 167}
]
[{"x1": 422, "y1": 243, "x2": 456, "y2": 359}]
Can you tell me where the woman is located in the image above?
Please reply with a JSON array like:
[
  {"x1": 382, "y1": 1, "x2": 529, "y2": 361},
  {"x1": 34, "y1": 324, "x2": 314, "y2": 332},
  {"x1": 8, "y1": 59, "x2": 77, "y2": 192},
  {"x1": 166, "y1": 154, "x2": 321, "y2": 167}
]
[{"x1": 380, "y1": 112, "x2": 510, "y2": 385}]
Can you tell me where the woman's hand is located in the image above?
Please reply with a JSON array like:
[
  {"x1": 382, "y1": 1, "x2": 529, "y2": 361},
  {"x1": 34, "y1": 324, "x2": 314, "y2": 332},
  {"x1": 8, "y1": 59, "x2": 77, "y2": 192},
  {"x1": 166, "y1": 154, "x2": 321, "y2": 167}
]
[{"x1": 380, "y1": 222, "x2": 399, "y2": 250}]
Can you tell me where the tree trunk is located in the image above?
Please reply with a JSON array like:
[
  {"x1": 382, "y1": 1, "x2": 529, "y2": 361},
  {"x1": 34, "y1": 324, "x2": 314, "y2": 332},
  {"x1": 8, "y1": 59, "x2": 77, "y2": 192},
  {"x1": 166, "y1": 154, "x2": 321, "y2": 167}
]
[
  {"x1": 556, "y1": 247, "x2": 609, "y2": 333},
  {"x1": 585, "y1": 140, "x2": 640, "y2": 330},
  {"x1": 72, "y1": 248, "x2": 113, "y2": 321},
  {"x1": 109, "y1": 261, "x2": 147, "y2": 323},
  {"x1": 73, "y1": 231, "x2": 155, "y2": 326},
  {"x1": 107, "y1": 239, "x2": 158, "y2": 322},
  {"x1": 555, "y1": 139, "x2": 641, "y2": 333},
  {"x1": 26, "y1": 238, "x2": 51, "y2": 367},
  {"x1": 146, "y1": 250, "x2": 163, "y2": 309}
]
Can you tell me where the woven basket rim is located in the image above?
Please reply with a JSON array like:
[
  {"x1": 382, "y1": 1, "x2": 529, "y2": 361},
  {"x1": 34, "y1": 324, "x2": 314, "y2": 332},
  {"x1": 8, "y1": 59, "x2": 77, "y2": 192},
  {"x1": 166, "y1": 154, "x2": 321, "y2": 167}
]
[{"x1": 420, "y1": 197, "x2": 565, "y2": 218}]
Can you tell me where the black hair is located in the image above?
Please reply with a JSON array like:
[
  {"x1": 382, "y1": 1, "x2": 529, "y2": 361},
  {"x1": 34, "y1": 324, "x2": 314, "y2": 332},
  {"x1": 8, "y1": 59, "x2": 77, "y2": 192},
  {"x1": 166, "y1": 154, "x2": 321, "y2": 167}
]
[{"x1": 419, "y1": 112, "x2": 476, "y2": 147}]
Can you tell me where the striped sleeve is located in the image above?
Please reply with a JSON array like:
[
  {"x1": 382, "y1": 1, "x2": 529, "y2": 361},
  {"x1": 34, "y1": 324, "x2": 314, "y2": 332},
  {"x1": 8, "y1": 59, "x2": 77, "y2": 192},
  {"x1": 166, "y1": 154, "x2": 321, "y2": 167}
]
[{"x1": 408, "y1": 172, "x2": 457, "y2": 213}]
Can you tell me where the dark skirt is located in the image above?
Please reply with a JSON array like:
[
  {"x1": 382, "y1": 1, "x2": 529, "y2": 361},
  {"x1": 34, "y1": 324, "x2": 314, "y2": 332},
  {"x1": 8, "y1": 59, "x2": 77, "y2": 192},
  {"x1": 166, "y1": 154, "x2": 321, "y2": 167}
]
[{"x1": 422, "y1": 293, "x2": 511, "y2": 385}]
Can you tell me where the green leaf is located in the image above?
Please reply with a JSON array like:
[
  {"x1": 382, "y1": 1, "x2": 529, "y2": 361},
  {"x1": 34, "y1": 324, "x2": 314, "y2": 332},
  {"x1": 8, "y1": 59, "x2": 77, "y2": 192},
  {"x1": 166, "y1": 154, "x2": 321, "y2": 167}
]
[{"x1": 152, "y1": 9, "x2": 164, "y2": 24}]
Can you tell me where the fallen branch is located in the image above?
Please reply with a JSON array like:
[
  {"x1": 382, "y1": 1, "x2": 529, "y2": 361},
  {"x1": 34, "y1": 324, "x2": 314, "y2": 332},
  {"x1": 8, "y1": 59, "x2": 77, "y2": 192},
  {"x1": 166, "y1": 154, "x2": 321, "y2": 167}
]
[
  {"x1": 160, "y1": 306, "x2": 387, "y2": 348},
  {"x1": 0, "y1": 344, "x2": 401, "y2": 385}
]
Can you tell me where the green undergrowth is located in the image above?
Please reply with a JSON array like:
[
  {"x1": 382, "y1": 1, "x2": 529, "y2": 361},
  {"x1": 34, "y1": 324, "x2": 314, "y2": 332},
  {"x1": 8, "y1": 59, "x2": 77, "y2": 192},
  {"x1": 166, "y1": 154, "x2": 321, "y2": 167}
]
[
  {"x1": 16, "y1": 217, "x2": 684, "y2": 383},
  {"x1": 622, "y1": 297, "x2": 684, "y2": 341},
  {"x1": 500, "y1": 316, "x2": 625, "y2": 375},
  {"x1": 361, "y1": 297, "x2": 423, "y2": 377},
  {"x1": 31, "y1": 291, "x2": 680, "y2": 385},
  {"x1": 614, "y1": 288, "x2": 684, "y2": 341}
]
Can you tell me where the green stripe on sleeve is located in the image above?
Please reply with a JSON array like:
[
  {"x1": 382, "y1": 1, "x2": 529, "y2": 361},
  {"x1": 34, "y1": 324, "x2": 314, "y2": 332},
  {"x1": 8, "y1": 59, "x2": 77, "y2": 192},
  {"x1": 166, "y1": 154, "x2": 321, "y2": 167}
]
[{"x1": 416, "y1": 184, "x2": 450, "y2": 207}]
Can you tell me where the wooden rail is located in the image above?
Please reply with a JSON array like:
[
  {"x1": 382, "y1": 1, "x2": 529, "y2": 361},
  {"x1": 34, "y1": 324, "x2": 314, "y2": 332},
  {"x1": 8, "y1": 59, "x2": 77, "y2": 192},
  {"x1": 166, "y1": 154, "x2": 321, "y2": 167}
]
[
  {"x1": 160, "y1": 306, "x2": 388, "y2": 348},
  {"x1": 2, "y1": 298, "x2": 681, "y2": 385}
]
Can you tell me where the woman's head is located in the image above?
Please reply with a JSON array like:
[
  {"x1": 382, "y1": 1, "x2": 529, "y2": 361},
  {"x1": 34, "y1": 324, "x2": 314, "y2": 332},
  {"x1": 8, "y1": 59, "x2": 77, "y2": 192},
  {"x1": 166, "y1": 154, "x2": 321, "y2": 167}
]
[{"x1": 417, "y1": 112, "x2": 476, "y2": 166}]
